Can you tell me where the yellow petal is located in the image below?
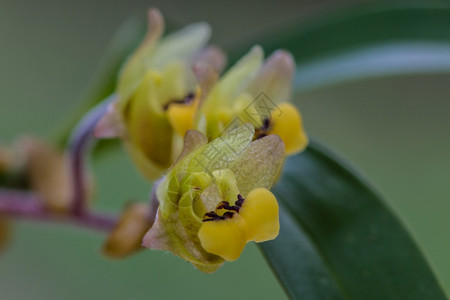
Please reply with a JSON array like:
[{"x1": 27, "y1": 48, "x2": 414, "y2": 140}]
[
  {"x1": 212, "y1": 169, "x2": 240, "y2": 205},
  {"x1": 126, "y1": 71, "x2": 174, "y2": 177},
  {"x1": 158, "y1": 61, "x2": 187, "y2": 105},
  {"x1": 212, "y1": 46, "x2": 263, "y2": 103},
  {"x1": 202, "y1": 46, "x2": 263, "y2": 138},
  {"x1": 149, "y1": 22, "x2": 211, "y2": 69},
  {"x1": 192, "y1": 62, "x2": 220, "y2": 114},
  {"x1": 192, "y1": 46, "x2": 227, "y2": 73},
  {"x1": 118, "y1": 8, "x2": 165, "y2": 101},
  {"x1": 239, "y1": 188, "x2": 279, "y2": 243},
  {"x1": 198, "y1": 214, "x2": 247, "y2": 261},
  {"x1": 246, "y1": 50, "x2": 295, "y2": 104},
  {"x1": 170, "y1": 130, "x2": 208, "y2": 169},
  {"x1": 167, "y1": 103, "x2": 196, "y2": 136},
  {"x1": 166, "y1": 89, "x2": 201, "y2": 137},
  {"x1": 270, "y1": 102, "x2": 308, "y2": 155},
  {"x1": 230, "y1": 134, "x2": 285, "y2": 196}
]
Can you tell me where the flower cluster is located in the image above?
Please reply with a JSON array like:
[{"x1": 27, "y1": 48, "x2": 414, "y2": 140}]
[{"x1": 96, "y1": 8, "x2": 308, "y2": 272}]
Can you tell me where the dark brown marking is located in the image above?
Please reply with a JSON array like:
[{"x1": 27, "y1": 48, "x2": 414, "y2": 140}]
[
  {"x1": 203, "y1": 210, "x2": 235, "y2": 222},
  {"x1": 254, "y1": 118, "x2": 272, "y2": 140},
  {"x1": 162, "y1": 92, "x2": 195, "y2": 111},
  {"x1": 235, "y1": 194, "x2": 245, "y2": 207},
  {"x1": 222, "y1": 211, "x2": 235, "y2": 219},
  {"x1": 217, "y1": 201, "x2": 240, "y2": 212},
  {"x1": 202, "y1": 194, "x2": 246, "y2": 222}
]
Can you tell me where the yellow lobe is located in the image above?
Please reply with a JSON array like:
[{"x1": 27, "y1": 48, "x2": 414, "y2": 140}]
[
  {"x1": 198, "y1": 187, "x2": 280, "y2": 261},
  {"x1": 166, "y1": 103, "x2": 196, "y2": 137},
  {"x1": 239, "y1": 188, "x2": 279, "y2": 243},
  {"x1": 167, "y1": 88, "x2": 201, "y2": 137},
  {"x1": 198, "y1": 214, "x2": 247, "y2": 261},
  {"x1": 270, "y1": 102, "x2": 308, "y2": 155}
]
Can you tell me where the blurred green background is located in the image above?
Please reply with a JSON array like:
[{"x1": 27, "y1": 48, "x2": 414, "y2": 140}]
[{"x1": 1, "y1": 0, "x2": 449, "y2": 299}]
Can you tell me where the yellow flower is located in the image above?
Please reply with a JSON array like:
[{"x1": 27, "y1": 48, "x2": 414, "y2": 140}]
[
  {"x1": 142, "y1": 124, "x2": 285, "y2": 272},
  {"x1": 95, "y1": 9, "x2": 226, "y2": 180},
  {"x1": 195, "y1": 46, "x2": 308, "y2": 155}
]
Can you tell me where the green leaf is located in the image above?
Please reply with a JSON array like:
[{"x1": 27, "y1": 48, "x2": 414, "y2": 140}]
[
  {"x1": 259, "y1": 140, "x2": 447, "y2": 299},
  {"x1": 227, "y1": 4, "x2": 450, "y2": 92},
  {"x1": 229, "y1": 3, "x2": 450, "y2": 63},
  {"x1": 292, "y1": 42, "x2": 450, "y2": 92}
]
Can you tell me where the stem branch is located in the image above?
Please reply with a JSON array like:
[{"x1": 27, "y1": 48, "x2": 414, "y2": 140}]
[
  {"x1": 0, "y1": 189, "x2": 117, "y2": 233},
  {"x1": 68, "y1": 94, "x2": 116, "y2": 216}
]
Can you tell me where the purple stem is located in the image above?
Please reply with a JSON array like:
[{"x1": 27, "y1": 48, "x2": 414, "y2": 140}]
[
  {"x1": 0, "y1": 189, "x2": 117, "y2": 232},
  {"x1": 68, "y1": 94, "x2": 117, "y2": 216},
  {"x1": 148, "y1": 177, "x2": 162, "y2": 225}
]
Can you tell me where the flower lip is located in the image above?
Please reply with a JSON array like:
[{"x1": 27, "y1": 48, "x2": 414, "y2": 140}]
[{"x1": 198, "y1": 187, "x2": 280, "y2": 261}]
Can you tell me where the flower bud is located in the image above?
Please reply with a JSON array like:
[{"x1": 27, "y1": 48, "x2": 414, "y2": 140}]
[
  {"x1": 0, "y1": 146, "x2": 14, "y2": 174},
  {"x1": 19, "y1": 137, "x2": 93, "y2": 213},
  {"x1": 103, "y1": 202, "x2": 154, "y2": 258},
  {"x1": 0, "y1": 218, "x2": 10, "y2": 253},
  {"x1": 20, "y1": 137, "x2": 73, "y2": 212}
]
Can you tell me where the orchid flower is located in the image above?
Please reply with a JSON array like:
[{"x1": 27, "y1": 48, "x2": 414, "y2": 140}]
[
  {"x1": 192, "y1": 46, "x2": 308, "y2": 155},
  {"x1": 95, "y1": 9, "x2": 226, "y2": 180},
  {"x1": 141, "y1": 124, "x2": 284, "y2": 272}
]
